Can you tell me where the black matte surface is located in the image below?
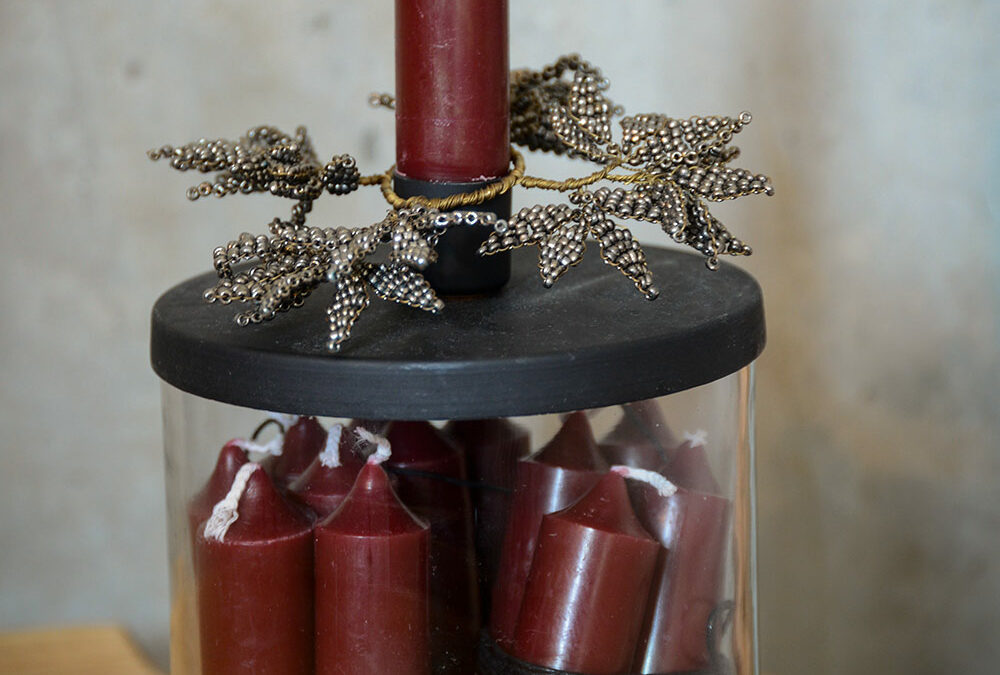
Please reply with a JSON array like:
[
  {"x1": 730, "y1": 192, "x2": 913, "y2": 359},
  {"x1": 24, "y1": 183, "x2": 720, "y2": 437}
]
[{"x1": 150, "y1": 247, "x2": 765, "y2": 419}]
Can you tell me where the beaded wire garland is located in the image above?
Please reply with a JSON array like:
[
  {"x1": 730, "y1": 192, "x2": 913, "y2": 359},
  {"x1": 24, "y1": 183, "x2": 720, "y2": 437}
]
[{"x1": 149, "y1": 55, "x2": 773, "y2": 352}]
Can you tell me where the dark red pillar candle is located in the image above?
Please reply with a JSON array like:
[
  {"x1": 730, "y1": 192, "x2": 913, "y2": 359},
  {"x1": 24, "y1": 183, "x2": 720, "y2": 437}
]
[
  {"x1": 627, "y1": 475, "x2": 731, "y2": 673},
  {"x1": 196, "y1": 464, "x2": 314, "y2": 675},
  {"x1": 511, "y1": 472, "x2": 660, "y2": 673},
  {"x1": 443, "y1": 418, "x2": 530, "y2": 616},
  {"x1": 187, "y1": 439, "x2": 248, "y2": 537},
  {"x1": 288, "y1": 425, "x2": 365, "y2": 519},
  {"x1": 489, "y1": 411, "x2": 607, "y2": 648},
  {"x1": 384, "y1": 420, "x2": 479, "y2": 673},
  {"x1": 395, "y1": 0, "x2": 510, "y2": 181},
  {"x1": 314, "y1": 457, "x2": 431, "y2": 675},
  {"x1": 662, "y1": 435, "x2": 722, "y2": 495},
  {"x1": 599, "y1": 399, "x2": 677, "y2": 470},
  {"x1": 267, "y1": 415, "x2": 327, "y2": 486}
]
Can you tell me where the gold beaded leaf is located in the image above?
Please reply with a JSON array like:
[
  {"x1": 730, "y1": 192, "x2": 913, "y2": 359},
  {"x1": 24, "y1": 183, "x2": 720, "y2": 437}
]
[{"x1": 150, "y1": 55, "x2": 773, "y2": 352}]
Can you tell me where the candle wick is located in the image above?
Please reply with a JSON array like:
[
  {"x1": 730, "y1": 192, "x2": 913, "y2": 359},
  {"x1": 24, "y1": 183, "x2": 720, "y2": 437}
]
[
  {"x1": 319, "y1": 423, "x2": 345, "y2": 468},
  {"x1": 204, "y1": 463, "x2": 259, "y2": 541},
  {"x1": 354, "y1": 427, "x2": 392, "y2": 464},
  {"x1": 682, "y1": 429, "x2": 709, "y2": 448},
  {"x1": 232, "y1": 435, "x2": 284, "y2": 457},
  {"x1": 611, "y1": 465, "x2": 678, "y2": 497}
]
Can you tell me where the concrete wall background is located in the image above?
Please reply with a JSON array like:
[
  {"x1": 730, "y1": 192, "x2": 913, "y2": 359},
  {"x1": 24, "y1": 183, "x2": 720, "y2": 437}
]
[{"x1": 1, "y1": 1, "x2": 997, "y2": 672}]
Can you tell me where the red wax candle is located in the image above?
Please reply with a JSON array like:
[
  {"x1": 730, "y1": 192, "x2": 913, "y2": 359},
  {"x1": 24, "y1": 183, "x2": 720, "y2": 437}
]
[
  {"x1": 395, "y1": 0, "x2": 510, "y2": 181},
  {"x1": 511, "y1": 472, "x2": 660, "y2": 673},
  {"x1": 314, "y1": 458, "x2": 431, "y2": 675},
  {"x1": 627, "y1": 475, "x2": 731, "y2": 672},
  {"x1": 267, "y1": 416, "x2": 327, "y2": 486},
  {"x1": 443, "y1": 418, "x2": 530, "y2": 616},
  {"x1": 289, "y1": 424, "x2": 365, "y2": 519},
  {"x1": 663, "y1": 433, "x2": 722, "y2": 495},
  {"x1": 196, "y1": 464, "x2": 314, "y2": 675},
  {"x1": 187, "y1": 439, "x2": 248, "y2": 537},
  {"x1": 599, "y1": 400, "x2": 677, "y2": 470},
  {"x1": 384, "y1": 420, "x2": 479, "y2": 674},
  {"x1": 489, "y1": 411, "x2": 607, "y2": 648}
]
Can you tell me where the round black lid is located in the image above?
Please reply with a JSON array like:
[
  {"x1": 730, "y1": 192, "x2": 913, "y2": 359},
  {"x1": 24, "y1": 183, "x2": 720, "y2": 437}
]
[{"x1": 150, "y1": 247, "x2": 764, "y2": 419}]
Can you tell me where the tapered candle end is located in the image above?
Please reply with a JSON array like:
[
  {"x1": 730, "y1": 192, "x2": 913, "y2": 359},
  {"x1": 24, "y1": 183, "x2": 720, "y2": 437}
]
[
  {"x1": 662, "y1": 437, "x2": 722, "y2": 495},
  {"x1": 188, "y1": 440, "x2": 250, "y2": 529},
  {"x1": 269, "y1": 416, "x2": 327, "y2": 482},
  {"x1": 600, "y1": 400, "x2": 676, "y2": 469},
  {"x1": 288, "y1": 435, "x2": 366, "y2": 519},
  {"x1": 385, "y1": 420, "x2": 460, "y2": 464},
  {"x1": 534, "y1": 411, "x2": 607, "y2": 471},
  {"x1": 558, "y1": 471, "x2": 655, "y2": 541},
  {"x1": 207, "y1": 465, "x2": 311, "y2": 541},
  {"x1": 320, "y1": 461, "x2": 427, "y2": 535}
]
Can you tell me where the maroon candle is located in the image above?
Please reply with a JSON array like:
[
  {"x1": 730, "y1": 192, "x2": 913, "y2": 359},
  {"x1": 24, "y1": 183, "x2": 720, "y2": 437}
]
[
  {"x1": 288, "y1": 424, "x2": 365, "y2": 519},
  {"x1": 395, "y1": 0, "x2": 510, "y2": 180},
  {"x1": 511, "y1": 471, "x2": 660, "y2": 673},
  {"x1": 489, "y1": 411, "x2": 607, "y2": 648},
  {"x1": 443, "y1": 418, "x2": 530, "y2": 616},
  {"x1": 625, "y1": 468, "x2": 731, "y2": 673},
  {"x1": 267, "y1": 416, "x2": 327, "y2": 486},
  {"x1": 196, "y1": 463, "x2": 314, "y2": 675},
  {"x1": 599, "y1": 399, "x2": 677, "y2": 470},
  {"x1": 187, "y1": 439, "x2": 248, "y2": 537},
  {"x1": 384, "y1": 420, "x2": 478, "y2": 674},
  {"x1": 662, "y1": 432, "x2": 722, "y2": 495},
  {"x1": 314, "y1": 449, "x2": 431, "y2": 675}
]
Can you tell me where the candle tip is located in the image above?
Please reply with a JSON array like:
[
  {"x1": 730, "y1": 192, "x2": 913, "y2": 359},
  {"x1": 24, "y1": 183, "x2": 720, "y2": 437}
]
[{"x1": 204, "y1": 462, "x2": 260, "y2": 542}]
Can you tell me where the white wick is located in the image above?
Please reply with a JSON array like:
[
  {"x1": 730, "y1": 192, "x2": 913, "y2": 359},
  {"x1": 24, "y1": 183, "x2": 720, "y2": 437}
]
[
  {"x1": 232, "y1": 436, "x2": 283, "y2": 457},
  {"x1": 318, "y1": 423, "x2": 345, "y2": 468},
  {"x1": 682, "y1": 429, "x2": 708, "y2": 448},
  {"x1": 204, "y1": 463, "x2": 259, "y2": 542},
  {"x1": 354, "y1": 427, "x2": 391, "y2": 464},
  {"x1": 267, "y1": 412, "x2": 299, "y2": 430},
  {"x1": 611, "y1": 465, "x2": 678, "y2": 497}
]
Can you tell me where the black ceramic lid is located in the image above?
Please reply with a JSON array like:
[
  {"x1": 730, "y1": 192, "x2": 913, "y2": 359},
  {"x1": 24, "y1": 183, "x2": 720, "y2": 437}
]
[{"x1": 150, "y1": 247, "x2": 764, "y2": 420}]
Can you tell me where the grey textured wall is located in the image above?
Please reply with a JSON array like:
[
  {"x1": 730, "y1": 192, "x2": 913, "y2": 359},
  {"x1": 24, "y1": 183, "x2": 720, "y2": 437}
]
[{"x1": 1, "y1": 1, "x2": 997, "y2": 673}]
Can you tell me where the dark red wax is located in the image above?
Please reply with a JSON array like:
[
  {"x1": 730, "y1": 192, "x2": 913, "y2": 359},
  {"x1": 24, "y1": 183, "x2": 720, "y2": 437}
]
[
  {"x1": 395, "y1": 0, "x2": 510, "y2": 181},
  {"x1": 288, "y1": 435, "x2": 365, "y2": 519},
  {"x1": 627, "y1": 479, "x2": 731, "y2": 673},
  {"x1": 599, "y1": 400, "x2": 677, "y2": 470},
  {"x1": 384, "y1": 421, "x2": 479, "y2": 673},
  {"x1": 443, "y1": 418, "x2": 530, "y2": 616},
  {"x1": 195, "y1": 466, "x2": 314, "y2": 675},
  {"x1": 511, "y1": 472, "x2": 660, "y2": 673},
  {"x1": 314, "y1": 461, "x2": 431, "y2": 675},
  {"x1": 489, "y1": 412, "x2": 607, "y2": 648},
  {"x1": 663, "y1": 440, "x2": 722, "y2": 495},
  {"x1": 267, "y1": 416, "x2": 327, "y2": 486},
  {"x1": 187, "y1": 440, "x2": 249, "y2": 537}
]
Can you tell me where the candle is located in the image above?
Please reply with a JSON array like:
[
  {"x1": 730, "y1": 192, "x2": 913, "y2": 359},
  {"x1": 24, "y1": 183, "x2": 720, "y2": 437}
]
[
  {"x1": 489, "y1": 411, "x2": 607, "y2": 648},
  {"x1": 267, "y1": 415, "x2": 327, "y2": 486},
  {"x1": 384, "y1": 420, "x2": 479, "y2": 674},
  {"x1": 314, "y1": 433, "x2": 431, "y2": 675},
  {"x1": 599, "y1": 399, "x2": 677, "y2": 470},
  {"x1": 395, "y1": 0, "x2": 510, "y2": 181},
  {"x1": 187, "y1": 439, "x2": 249, "y2": 537},
  {"x1": 443, "y1": 418, "x2": 530, "y2": 617},
  {"x1": 288, "y1": 423, "x2": 365, "y2": 519},
  {"x1": 510, "y1": 471, "x2": 660, "y2": 673},
  {"x1": 626, "y1": 470, "x2": 731, "y2": 673},
  {"x1": 662, "y1": 431, "x2": 722, "y2": 495},
  {"x1": 196, "y1": 464, "x2": 314, "y2": 675}
]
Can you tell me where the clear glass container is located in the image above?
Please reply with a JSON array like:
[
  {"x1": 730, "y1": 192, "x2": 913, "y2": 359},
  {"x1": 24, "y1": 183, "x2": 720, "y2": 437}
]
[{"x1": 160, "y1": 366, "x2": 757, "y2": 675}]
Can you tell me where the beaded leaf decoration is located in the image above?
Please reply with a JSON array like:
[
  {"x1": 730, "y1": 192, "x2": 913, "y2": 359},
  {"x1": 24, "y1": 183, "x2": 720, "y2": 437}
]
[{"x1": 150, "y1": 55, "x2": 773, "y2": 351}]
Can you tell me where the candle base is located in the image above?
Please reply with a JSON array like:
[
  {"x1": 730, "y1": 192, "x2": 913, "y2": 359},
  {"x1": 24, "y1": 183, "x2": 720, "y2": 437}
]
[{"x1": 393, "y1": 173, "x2": 511, "y2": 296}]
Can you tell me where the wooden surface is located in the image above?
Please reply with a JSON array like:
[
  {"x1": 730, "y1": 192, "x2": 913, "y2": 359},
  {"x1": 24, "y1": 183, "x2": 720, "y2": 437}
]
[{"x1": 0, "y1": 625, "x2": 163, "y2": 675}]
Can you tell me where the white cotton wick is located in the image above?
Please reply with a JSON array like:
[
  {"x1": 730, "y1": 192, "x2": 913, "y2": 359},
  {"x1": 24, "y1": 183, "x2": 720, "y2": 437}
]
[
  {"x1": 267, "y1": 412, "x2": 299, "y2": 430},
  {"x1": 318, "y1": 423, "x2": 345, "y2": 468},
  {"x1": 355, "y1": 427, "x2": 392, "y2": 464},
  {"x1": 611, "y1": 465, "x2": 678, "y2": 498},
  {"x1": 232, "y1": 435, "x2": 284, "y2": 457},
  {"x1": 204, "y1": 463, "x2": 259, "y2": 542},
  {"x1": 682, "y1": 429, "x2": 708, "y2": 448}
]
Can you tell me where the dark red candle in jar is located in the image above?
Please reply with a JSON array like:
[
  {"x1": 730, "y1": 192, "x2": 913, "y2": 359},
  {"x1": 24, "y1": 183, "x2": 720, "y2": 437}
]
[
  {"x1": 187, "y1": 439, "x2": 248, "y2": 537},
  {"x1": 662, "y1": 432, "x2": 722, "y2": 495},
  {"x1": 599, "y1": 399, "x2": 677, "y2": 470},
  {"x1": 266, "y1": 415, "x2": 327, "y2": 486},
  {"x1": 196, "y1": 463, "x2": 314, "y2": 675},
  {"x1": 314, "y1": 457, "x2": 431, "y2": 675},
  {"x1": 384, "y1": 420, "x2": 479, "y2": 673},
  {"x1": 626, "y1": 471, "x2": 731, "y2": 673},
  {"x1": 443, "y1": 418, "x2": 530, "y2": 616},
  {"x1": 511, "y1": 471, "x2": 660, "y2": 673},
  {"x1": 395, "y1": 0, "x2": 510, "y2": 181},
  {"x1": 489, "y1": 411, "x2": 607, "y2": 648},
  {"x1": 288, "y1": 424, "x2": 365, "y2": 519}
]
